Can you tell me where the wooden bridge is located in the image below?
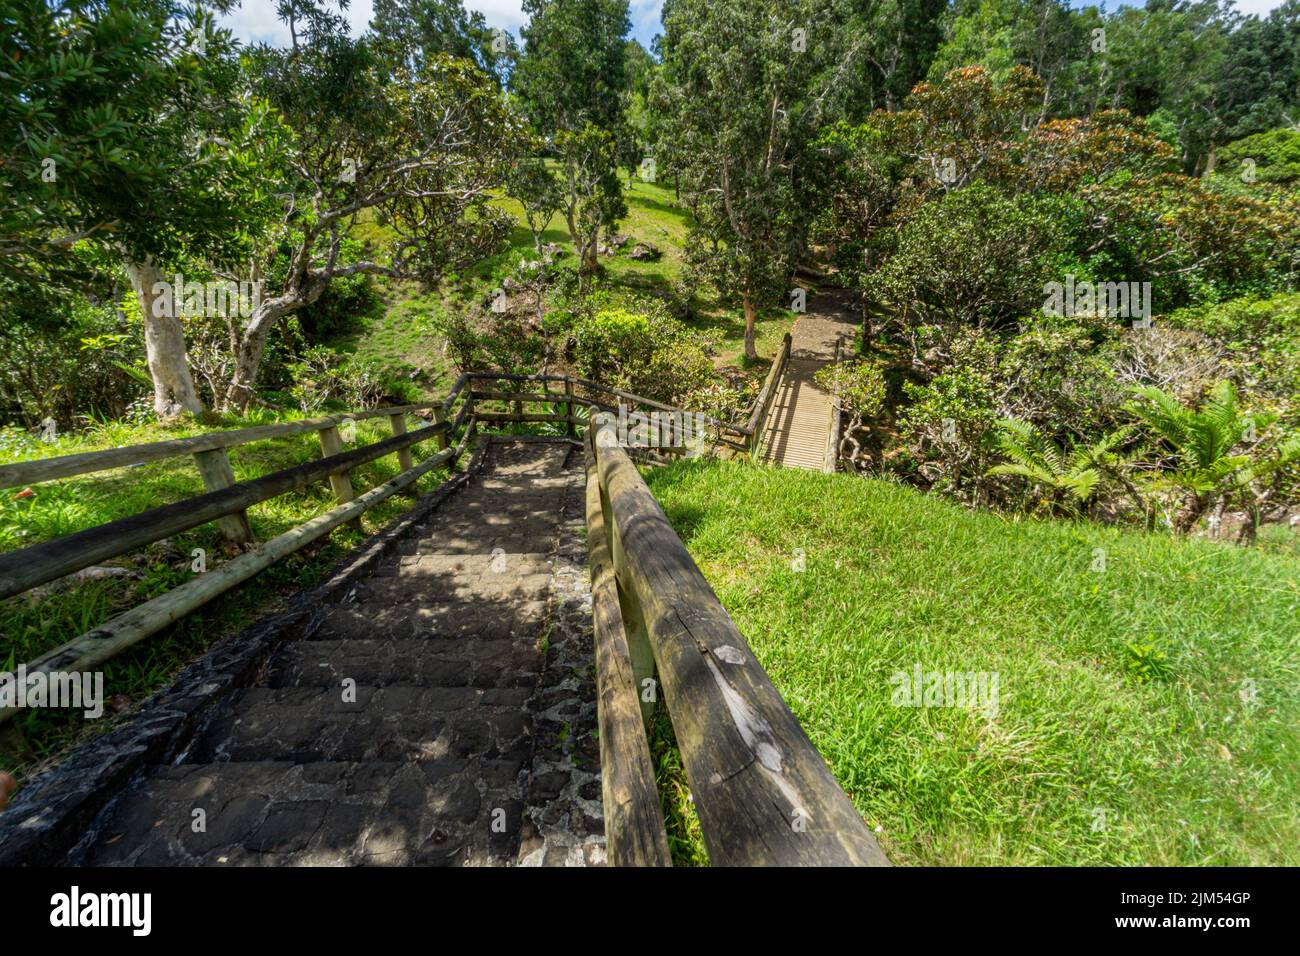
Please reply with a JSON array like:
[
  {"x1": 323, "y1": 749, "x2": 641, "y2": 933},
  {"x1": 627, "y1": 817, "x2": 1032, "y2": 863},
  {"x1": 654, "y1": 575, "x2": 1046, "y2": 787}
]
[
  {"x1": 0, "y1": 371, "x2": 886, "y2": 867},
  {"x1": 751, "y1": 289, "x2": 859, "y2": 472}
]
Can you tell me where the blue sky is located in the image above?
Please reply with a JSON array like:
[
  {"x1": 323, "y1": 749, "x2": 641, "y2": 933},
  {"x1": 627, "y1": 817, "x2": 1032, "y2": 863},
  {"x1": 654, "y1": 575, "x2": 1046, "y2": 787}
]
[
  {"x1": 220, "y1": 0, "x2": 666, "y2": 49},
  {"x1": 220, "y1": 0, "x2": 1288, "y2": 51}
]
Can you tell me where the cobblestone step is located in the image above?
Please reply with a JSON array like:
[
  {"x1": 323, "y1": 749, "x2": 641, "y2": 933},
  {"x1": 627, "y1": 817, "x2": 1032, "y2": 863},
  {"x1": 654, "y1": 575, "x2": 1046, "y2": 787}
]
[
  {"x1": 78, "y1": 758, "x2": 527, "y2": 866},
  {"x1": 186, "y1": 685, "x2": 533, "y2": 764},
  {"x1": 267, "y1": 638, "x2": 540, "y2": 690}
]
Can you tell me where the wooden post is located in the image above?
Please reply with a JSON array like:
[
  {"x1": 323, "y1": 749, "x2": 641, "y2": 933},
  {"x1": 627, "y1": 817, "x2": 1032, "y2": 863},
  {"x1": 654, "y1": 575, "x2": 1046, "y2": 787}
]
[
  {"x1": 192, "y1": 448, "x2": 254, "y2": 545},
  {"x1": 432, "y1": 407, "x2": 449, "y2": 452},
  {"x1": 565, "y1": 379, "x2": 576, "y2": 437},
  {"x1": 389, "y1": 413, "x2": 417, "y2": 497},
  {"x1": 318, "y1": 423, "x2": 362, "y2": 532}
]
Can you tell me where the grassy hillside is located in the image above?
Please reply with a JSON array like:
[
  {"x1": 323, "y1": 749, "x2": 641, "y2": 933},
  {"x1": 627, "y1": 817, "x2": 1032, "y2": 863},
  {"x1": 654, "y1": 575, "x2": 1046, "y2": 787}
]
[
  {"x1": 347, "y1": 174, "x2": 799, "y2": 380},
  {"x1": 644, "y1": 459, "x2": 1300, "y2": 866}
]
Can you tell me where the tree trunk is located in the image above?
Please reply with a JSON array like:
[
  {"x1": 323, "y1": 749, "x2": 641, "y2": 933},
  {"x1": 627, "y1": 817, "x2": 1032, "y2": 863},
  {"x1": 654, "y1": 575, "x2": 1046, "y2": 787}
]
[
  {"x1": 225, "y1": 297, "x2": 291, "y2": 415},
  {"x1": 742, "y1": 293, "x2": 758, "y2": 362},
  {"x1": 227, "y1": 295, "x2": 300, "y2": 416},
  {"x1": 125, "y1": 260, "x2": 205, "y2": 418}
]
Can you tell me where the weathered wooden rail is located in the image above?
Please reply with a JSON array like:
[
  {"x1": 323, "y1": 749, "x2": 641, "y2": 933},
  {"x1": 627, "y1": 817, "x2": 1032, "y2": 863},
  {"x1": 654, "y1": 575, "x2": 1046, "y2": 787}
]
[
  {"x1": 746, "y1": 332, "x2": 792, "y2": 460},
  {"x1": 584, "y1": 410, "x2": 888, "y2": 866},
  {"x1": 824, "y1": 335, "x2": 846, "y2": 474}
]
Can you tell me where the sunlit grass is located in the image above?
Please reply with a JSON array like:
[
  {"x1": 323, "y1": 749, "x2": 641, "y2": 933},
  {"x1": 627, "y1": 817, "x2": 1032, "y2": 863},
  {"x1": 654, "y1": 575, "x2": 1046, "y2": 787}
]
[{"x1": 645, "y1": 458, "x2": 1300, "y2": 866}]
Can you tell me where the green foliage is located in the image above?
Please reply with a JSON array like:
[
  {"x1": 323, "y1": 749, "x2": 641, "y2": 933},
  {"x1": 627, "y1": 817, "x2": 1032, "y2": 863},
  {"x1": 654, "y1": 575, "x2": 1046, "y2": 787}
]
[
  {"x1": 1125, "y1": 380, "x2": 1300, "y2": 534},
  {"x1": 1215, "y1": 128, "x2": 1300, "y2": 187},
  {"x1": 864, "y1": 184, "x2": 1073, "y2": 341},
  {"x1": 814, "y1": 360, "x2": 887, "y2": 421},
  {"x1": 285, "y1": 347, "x2": 413, "y2": 412},
  {"x1": 515, "y1": 0, "x2": 630, "y2": 137},
  {"x1": 0, "y1": 299, "x2": 147, "y2": 427},
  {"x1": 1124, "y1": 640, "x2": 1171, "y2": 684},
  {"x1": 986, "y1": 419, "x2": 1133, "y2": 515},
  {"x1": 570, "y1": 307, "x2": 716, "y2": 404}
]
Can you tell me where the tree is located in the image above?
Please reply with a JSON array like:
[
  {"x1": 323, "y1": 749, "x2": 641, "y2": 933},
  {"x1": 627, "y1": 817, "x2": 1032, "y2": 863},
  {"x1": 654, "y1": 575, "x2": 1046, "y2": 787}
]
[
  {"x1": 368, "y1": 0, "x2": 514, "y2": 83},
  {"x1": 226, "y1": 34, "x2": 520, "y2": 411},
  {"x1": 814, "y1": 358, "x2": 886, "y2": 471},
  {"x1": 658, "y1": 0, "x2": 871, "y2": 360},
  {"x1": 555, "y1": 123, "x2": 626, "y2": 278},
  {"x1": 514, "y1": 0, "x2": 630, "y2": 137},
  {"x1": 507, "y1": 156, "x2": 564, "y2": 253},
  {"x1": 2, "y1": 0, "x2": 286, "y2": 417}
]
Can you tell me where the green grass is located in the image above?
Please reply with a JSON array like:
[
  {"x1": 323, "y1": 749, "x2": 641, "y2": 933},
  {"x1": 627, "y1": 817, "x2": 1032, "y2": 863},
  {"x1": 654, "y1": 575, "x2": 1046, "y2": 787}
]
[
  {"x1": 0, "y1": 412, "x2": 452, "y2": 773},
  {"x1": 644, "y1": 458, "x2": 1300, "y2": 866}
]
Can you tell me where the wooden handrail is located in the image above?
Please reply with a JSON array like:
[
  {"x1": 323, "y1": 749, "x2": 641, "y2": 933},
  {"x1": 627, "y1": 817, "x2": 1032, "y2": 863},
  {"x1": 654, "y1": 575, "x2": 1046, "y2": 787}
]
[
  {"x1": 0, "y1": 422, "x2": 445, "y2": 600},
  {"x1": 746, "y1": 333, "x2": 792, "y2": 455},
  {"x1": 825, "y1": 336, "x2": 844, "y2": 474},
  {"x1": 0, "y1": 404, "x2": 441, "y2": 490},
  {"x1": 587, "y1": 411, "x2": 888, "y2": 866},
  {"x1": 583, "y1": 425, "x2": 672, "y2": 866}
]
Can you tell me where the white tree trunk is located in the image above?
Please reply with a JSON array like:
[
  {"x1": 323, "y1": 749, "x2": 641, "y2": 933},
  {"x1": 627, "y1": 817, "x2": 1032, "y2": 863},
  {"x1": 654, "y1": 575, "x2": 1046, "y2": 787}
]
[{"x1": 125, "y1": 260, "x2": 205, "y2": 417}]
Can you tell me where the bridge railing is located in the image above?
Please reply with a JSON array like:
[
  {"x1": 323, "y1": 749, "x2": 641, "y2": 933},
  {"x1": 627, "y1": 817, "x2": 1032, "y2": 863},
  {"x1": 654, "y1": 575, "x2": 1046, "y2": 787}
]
[
  {"x1": 744, "y1": 332, "x2": 792, "y2": 460},
  {"x1": 584, "y1": 410, "x2": 889, "y2": 866}
]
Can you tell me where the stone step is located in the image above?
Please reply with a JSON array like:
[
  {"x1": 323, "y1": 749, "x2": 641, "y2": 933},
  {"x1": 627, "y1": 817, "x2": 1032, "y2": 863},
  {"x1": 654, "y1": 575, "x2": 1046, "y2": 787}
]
[
  {"x1": 334, "y1": 570, "x2": 552, "y2": 607},
  {"x1": 187, "y1": 685, "x2": 533, "y2": 764},
  {"x1": 78, "y1": 758, "x2": 527, "y2": 866},
  {"x1": 308, "y1": 603, "x2": 547, "y2": 641},
  {"x1": 268, "y1": 638, "x2": 541, "y2": 690}
]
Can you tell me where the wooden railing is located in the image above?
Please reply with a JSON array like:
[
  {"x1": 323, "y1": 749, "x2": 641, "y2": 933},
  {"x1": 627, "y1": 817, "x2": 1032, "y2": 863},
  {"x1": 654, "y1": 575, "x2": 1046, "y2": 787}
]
[
  {"x1": 745, "y1": 332, "x2": 792, "y2": 460},
  {"x1": 0, "y1": 393, "x2": 478, "y2": 723},
  {"x1": 0, "y1": 373, "x2": 751, "y2": 722},
  {"x1": 584, "y1": 410, "x2": 889, "y2": 866},
  {"x1": 824, "y1": 335, "x2": 845, "y2": 474}
]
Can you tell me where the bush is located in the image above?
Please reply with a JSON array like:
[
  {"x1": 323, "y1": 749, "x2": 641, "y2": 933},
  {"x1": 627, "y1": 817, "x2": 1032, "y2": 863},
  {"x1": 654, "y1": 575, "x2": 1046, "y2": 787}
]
[
  {"x1": 286, "y1": 347, "x2": 398, "y2": 412},
  {"x1": 570, "y1": 307, "x2": 717, "y2": 405},
  {"x1": 0, "y1": 296, "x2": 147, "y2": 429}
]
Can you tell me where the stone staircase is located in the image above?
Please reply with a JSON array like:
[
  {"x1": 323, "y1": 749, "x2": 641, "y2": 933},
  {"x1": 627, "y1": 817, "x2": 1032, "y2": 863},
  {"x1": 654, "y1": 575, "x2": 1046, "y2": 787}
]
[{"x1": 55, "y1": 438, "x2": 603, "y2": 867}]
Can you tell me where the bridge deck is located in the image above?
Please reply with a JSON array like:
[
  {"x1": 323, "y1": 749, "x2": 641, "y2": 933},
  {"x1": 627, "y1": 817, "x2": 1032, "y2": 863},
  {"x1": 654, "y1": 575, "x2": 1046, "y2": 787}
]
[
  {"x1": 761, "y1": 290, "x2": 859, "y2": 471},
  {"x1": 56, "y1": 439, "x2": 602, "y2": 867}
]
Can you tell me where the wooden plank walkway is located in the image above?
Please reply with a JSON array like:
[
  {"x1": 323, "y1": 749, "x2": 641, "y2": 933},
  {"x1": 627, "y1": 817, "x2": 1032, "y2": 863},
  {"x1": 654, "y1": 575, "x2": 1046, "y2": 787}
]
[{"x1": 760, "y1": 290, "x2": 859, "y2": 471}]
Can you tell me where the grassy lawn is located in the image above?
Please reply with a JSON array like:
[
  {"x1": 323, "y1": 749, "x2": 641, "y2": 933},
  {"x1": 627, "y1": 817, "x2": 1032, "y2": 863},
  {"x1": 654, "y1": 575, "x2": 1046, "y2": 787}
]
[
  {"x1": 644, "y1": 458, "x2": 1300, "y2": 866},
  {"x1": 0, "y1": 413, "x2": 453, "y2": 772}
]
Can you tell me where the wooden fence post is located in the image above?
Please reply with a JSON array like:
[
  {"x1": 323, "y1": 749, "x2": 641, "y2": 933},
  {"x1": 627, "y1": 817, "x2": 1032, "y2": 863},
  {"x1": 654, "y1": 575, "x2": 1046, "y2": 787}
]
[
  {"x1": 318, "y1": 422, "x2": 363, "y2": 531},
  {"x1": 389, "y1": 413, "x2": 417, "y2": 497},
  {"x1": 565, "y1": 379, "x2": 577, "y2": 437},
  {"x1": 432, "y1": 407, "x2": 450, "y2": 452},
  {"x1": 192, "y1": 448, "x2": 254, "y2": 545}
]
